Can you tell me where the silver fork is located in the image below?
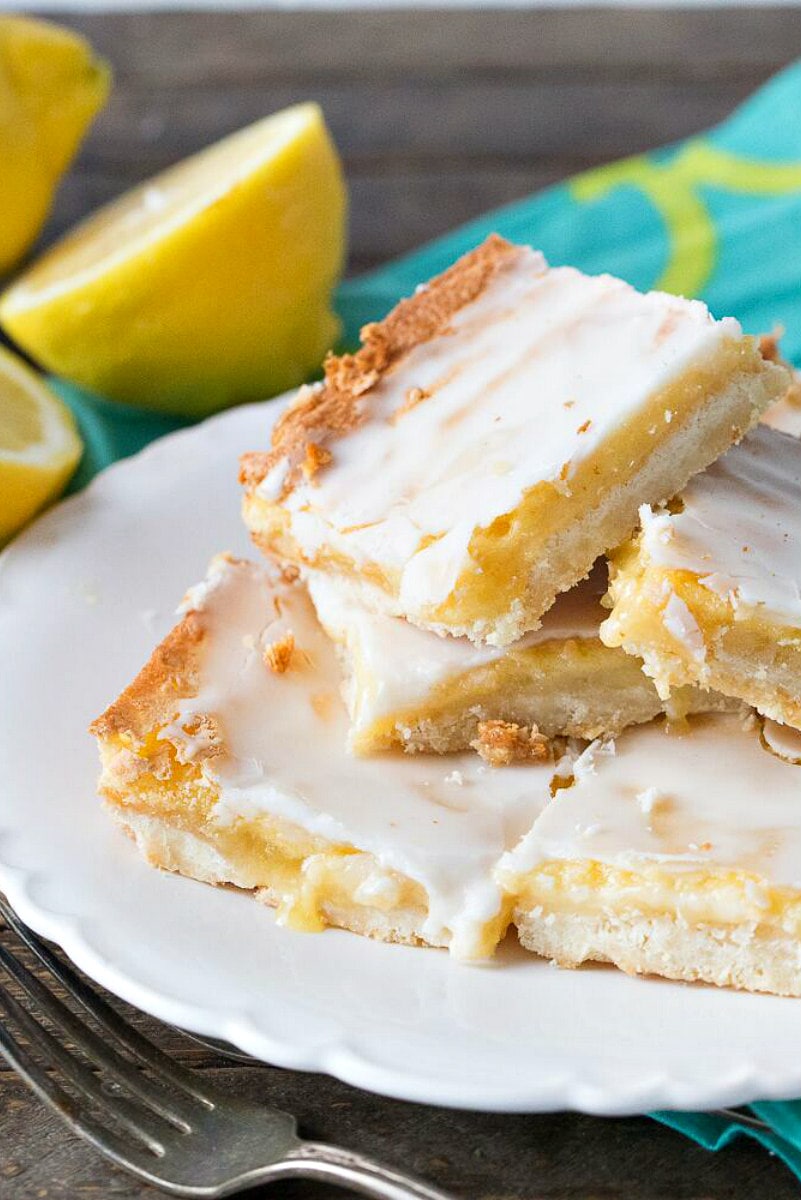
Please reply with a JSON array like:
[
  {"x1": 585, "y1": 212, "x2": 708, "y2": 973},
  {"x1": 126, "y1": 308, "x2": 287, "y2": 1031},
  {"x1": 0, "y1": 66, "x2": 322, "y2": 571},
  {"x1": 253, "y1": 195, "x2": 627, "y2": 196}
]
[{"x1": 0, "y1": 895, "x2": 454, "y2": 1199}]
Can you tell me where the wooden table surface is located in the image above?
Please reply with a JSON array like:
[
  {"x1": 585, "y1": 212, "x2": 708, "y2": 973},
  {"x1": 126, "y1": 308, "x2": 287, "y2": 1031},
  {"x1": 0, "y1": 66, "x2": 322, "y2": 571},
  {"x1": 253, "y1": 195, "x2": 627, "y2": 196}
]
[{"x1": 7, "y1": 8, "x2": 801, "y2": 1197}]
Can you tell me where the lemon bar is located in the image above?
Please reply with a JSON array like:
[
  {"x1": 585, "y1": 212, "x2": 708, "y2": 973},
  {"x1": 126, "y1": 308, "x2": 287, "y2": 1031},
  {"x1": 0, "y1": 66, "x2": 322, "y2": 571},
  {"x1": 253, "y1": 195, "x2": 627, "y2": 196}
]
[
  {"x1": 500, "y1": 713, "x2": 801, "y2": 996},
  {"x1": 307, "y1": 568, "x2": 734, "y2": 755},
  {"x1": 90, "y1": 555, "x2": 553, "y2": 960},
  {"x1": 601, "y1": 425, "x2": 801, "y2": 729},
  {"x1": 241, "y1": 235, "x2": 787, "y2": 646}
]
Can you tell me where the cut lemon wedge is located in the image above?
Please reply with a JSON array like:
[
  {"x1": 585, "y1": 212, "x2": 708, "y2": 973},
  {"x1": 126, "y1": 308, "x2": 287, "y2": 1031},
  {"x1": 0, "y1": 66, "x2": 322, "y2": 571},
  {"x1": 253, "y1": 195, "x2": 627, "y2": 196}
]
[
  {"x1": 0, "y1": 15, "x2": 110, "y2": 275},
  {"x1": 0, "y1": 102, "x2": 346, "y2": 418},
  {"x1": 0, "y1": 345, "x2": 82, "y2": 543}
]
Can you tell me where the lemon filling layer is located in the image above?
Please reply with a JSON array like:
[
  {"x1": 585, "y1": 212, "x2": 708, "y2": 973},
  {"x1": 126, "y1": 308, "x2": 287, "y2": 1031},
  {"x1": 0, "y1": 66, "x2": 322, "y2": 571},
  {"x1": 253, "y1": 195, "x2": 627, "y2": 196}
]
[
  {"x1": 246, "y1": 329, "x2": 751, "y2": 618},
  {"x1": 507, "y1": 861, "x2": 801, "y2": 937},
  {"x1": 439, "y1": 339, "x2": 770, "y2": 633},
  {"x1": 250, "y1": 344, "x2": 763, "y2": 617},
  {"x1": 601, "y1": 425, "x2": 801, "y2": 723}
]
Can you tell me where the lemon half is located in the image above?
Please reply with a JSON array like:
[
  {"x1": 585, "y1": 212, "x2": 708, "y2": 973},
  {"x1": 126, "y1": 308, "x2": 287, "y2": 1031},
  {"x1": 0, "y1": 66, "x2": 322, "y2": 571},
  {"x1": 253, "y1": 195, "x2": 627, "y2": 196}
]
[
  {"x1": 0, "y1": 102, "x2": 347, "y2": 418},
  {"x1": 0, "y1": 345, "x2": 83, "y2": 543},
  {"x1": 0, "y1": 15, "x2": 110, "y2": 275}
]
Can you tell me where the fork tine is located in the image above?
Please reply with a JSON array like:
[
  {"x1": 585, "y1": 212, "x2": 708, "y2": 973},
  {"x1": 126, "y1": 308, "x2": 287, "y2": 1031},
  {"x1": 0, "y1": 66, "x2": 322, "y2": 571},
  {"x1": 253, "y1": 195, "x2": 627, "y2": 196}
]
[
  {"x1": 0, "y1": 943, "x2": 195, "y2": 1130},
  {"x1": 0, "y1": 897, "x2": 212, "y2": 1106},
  {"x1": 0, "y1": 977, "x2": 165, "y2": 1161}
]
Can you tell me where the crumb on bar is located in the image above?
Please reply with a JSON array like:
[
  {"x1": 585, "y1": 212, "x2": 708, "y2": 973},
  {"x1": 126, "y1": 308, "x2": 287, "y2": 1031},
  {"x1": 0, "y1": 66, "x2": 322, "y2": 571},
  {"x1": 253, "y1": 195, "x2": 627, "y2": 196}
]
[
  {"x1": 179, "y1": 712, "x2": 223, "y2": 761},
  {"x1": 263, "y1": 632, "x2": 296, "y2": 675},
  {"x1": 303, "y1": 442, "x2": 333, "y2": 480},
  {"x1": 471, "y1": 720, "x2": 551, "y2": 767},
  {"x1": 392, "y1": 386, "x2": 431, "y2": 423},
  {"x1": 239, "y1": 450, "x2": 272, "y2": 489},
  {"x1": 759, "y1": 330, "x2": 782, "y2": 362}
]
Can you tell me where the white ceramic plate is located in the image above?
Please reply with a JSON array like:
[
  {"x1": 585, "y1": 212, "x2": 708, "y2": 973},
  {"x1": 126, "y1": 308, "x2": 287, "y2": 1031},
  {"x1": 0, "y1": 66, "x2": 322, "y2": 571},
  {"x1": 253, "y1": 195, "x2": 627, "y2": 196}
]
[{"x1": 1, "y1": 399, "x2": 799, "y2": 1116}]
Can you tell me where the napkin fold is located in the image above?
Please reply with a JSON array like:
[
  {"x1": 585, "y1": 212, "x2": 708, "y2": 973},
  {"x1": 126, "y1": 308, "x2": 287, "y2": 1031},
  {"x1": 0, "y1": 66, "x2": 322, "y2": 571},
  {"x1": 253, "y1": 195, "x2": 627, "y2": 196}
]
[
  {"x1": 654, "y1": 1106, "x2": 801, "y2": 1179},
  {"x1": 51, "y1": 58, "x2": 801, "y2": 1172}
]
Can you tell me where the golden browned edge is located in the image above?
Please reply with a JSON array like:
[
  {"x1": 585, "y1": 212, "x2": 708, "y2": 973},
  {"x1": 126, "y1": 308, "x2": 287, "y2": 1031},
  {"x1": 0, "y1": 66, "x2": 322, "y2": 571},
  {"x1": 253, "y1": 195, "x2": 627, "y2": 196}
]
[
  {"x1": 88, "y1": 614, "x2": 203, "y2": 743},
  {"x1": 238, "y1": 232, "x2": 520, "y2": 495},
  {"x1": 87, "y1": 557, "x2": 254, "y2": 741},
  {"x1": 241, "y1": 269, "x2": 786, "y2": 501}
]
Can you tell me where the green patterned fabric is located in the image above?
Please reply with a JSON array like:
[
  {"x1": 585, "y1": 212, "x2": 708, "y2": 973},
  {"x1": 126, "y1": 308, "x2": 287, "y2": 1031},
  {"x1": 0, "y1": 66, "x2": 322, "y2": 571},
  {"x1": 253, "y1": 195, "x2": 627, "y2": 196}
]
[{"x1": 50, "y1": 60, "x2": 801, "y2": 1170}]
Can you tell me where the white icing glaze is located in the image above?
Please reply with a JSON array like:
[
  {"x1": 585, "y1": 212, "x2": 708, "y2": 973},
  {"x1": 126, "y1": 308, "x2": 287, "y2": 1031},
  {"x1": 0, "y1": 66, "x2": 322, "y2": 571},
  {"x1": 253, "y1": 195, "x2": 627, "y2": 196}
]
[
  {"x1": 263, "y1": 245, "x2": 741, "y2": 621},
  {"x1": 161, "y1": 557, "x2": 553, "y2": 957},
  {"x1": 503, "y1": 713, "x2": 801, "y2": 887},
  {"x1": 307, "y1": 566, "x2": 606, "y2": 729},
  {"x1": 639, "y1": 424, "x2": 801, "y2": 626},
  {"x1": 661, "y1": 590, "x2": 706, "y2": 663}
]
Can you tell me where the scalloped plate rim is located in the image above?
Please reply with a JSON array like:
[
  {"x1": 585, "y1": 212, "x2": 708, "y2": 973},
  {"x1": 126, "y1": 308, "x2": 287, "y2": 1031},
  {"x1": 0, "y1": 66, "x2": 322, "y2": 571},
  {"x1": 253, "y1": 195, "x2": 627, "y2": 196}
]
[{"x1": 0, "y1": 399, "x2": 799, "y2": 1117}]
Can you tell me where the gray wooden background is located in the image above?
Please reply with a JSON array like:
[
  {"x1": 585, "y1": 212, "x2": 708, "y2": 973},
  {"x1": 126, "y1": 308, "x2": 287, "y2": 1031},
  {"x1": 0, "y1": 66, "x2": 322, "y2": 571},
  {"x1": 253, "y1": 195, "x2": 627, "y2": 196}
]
[
  {"x1": 5, "y1": 7, "x2": 801, "y2": 1197},
  {"x1": 40, "y1": 7, "x2": 801, "y2": 274}
]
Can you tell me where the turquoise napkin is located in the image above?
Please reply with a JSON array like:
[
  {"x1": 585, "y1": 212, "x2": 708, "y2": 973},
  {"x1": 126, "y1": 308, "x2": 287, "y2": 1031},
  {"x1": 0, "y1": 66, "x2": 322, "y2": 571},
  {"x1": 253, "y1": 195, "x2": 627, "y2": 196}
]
[{"x1": 48, "y1": 59, "x2": 801, "y2": 1169}]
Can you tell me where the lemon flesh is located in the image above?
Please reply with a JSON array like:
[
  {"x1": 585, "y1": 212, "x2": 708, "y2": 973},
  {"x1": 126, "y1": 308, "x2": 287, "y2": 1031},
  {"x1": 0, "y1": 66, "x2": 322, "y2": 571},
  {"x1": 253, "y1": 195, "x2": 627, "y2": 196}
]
[
  {"x1": 0, "y1": 345, "x2": 83, "y2": 543},
  {"x1": 0, "y1": 103, "x2": 347, "y2": 418},
  {"x1": 0, "y1": 15, "x2": 110, "y2": 275}
]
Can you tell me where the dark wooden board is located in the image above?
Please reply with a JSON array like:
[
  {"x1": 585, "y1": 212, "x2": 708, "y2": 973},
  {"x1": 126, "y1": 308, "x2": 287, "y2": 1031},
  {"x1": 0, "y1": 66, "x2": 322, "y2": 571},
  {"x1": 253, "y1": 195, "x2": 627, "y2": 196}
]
[
  {"x1": 31, "y1": 7, "x2": 801, "y2": 272},
  {"x1": 7, "y1": 8, "x2": 801, "y2": 1196}
]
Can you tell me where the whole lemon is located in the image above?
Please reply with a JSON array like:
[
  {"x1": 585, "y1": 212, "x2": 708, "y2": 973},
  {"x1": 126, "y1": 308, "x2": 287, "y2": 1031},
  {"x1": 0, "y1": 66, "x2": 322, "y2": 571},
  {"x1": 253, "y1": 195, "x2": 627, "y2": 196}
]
[{"x1": 0, "y1": 15, "x2": 109, "y2": 275}]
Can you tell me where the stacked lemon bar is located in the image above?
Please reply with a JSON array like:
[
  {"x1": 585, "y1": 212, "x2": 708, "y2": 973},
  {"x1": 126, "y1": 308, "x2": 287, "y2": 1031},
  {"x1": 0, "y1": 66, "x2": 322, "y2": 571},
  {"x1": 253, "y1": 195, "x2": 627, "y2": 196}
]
[{"x1": 93, "y1": 235, "x2": 801, "y2": 995}]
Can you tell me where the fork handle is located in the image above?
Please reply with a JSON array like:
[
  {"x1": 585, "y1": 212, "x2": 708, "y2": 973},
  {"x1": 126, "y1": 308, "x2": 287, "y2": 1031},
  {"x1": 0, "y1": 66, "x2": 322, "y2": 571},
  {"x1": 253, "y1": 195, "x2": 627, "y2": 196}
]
[{"x1": 276, "y1": 1140, "x2": 456, "y2": 1200}]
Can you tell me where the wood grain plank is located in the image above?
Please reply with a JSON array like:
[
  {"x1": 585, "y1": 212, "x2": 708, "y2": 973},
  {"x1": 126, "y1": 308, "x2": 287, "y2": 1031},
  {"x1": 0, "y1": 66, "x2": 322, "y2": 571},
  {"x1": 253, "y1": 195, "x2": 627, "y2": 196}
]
[
  {"x1": 37, "y1": 71, "x2": 773, "y2": 273},
  {"x1": 1, "y1": 1066, "x2": 799, "y2": 1200},
  {"x1": 41, "y1": 9, "x2": 801, "y2": 82},
  {"x1": 28, "y1": 9, "x2": 799, "y2": 276},
  {"x1": 74, "y1": 77, "x2": 755, "y2": 167},
  {"x1": 25, "y1": 8, "x2": 801, "y2": 277}
]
